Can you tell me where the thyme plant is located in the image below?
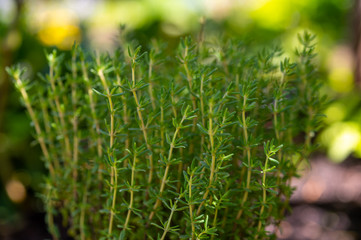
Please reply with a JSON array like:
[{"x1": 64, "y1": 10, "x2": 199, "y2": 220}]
[{"x1": 7, "y1": 32, "x2": 326, "y2": 239}]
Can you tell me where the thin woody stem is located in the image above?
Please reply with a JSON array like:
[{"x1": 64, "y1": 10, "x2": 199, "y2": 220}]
[
  {"x1": 130, "y1": 56, "x2": 154, "y2": 185},
  {"x1": 149, "y1": 110, "x2": 188, "y2": 221},
  {"x1": 97, "y1": 65, "x2": 117, "y2": 236}
]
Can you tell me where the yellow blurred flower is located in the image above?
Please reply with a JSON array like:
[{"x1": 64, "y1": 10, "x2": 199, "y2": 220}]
[
  {"x1": 38, "y1": 24, "x2": 80, "y2": 50},
  {"x1": 29, "y1": 5, "x2": 81, "y2": 50}
]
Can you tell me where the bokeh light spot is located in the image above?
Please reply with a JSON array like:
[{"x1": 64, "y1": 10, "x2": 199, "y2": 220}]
[
  {"x1": 321, "y1": 122, "x2": 361, "y2": 162},
  {"x1": 328, "y1": 67, "x2": 353, "y2": 93},
  {"x1": 324, "y1": 103, "x2": 346, "y2": 124},
  {"x1": 30, "y1": 7, "x2": 81, "y2": 50},
  {"x1": 302, "y1": 178, "x2": 325, "y2": 203},
  {"x1": 38, "y1": 25, "x2": 80, "y2": 50},
  {"x1": 276, "y1": 221, "x2": 293, "y2": 239},
  {"x1": 250, "y1": 0, "x2": 292, "y2": 29},
  {"x1": 5, "y1": 179, "x2": 27, "y2": 203}
]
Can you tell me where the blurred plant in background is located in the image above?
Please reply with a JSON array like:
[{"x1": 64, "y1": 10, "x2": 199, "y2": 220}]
[{"x1": 0, "y1": 0, "x2": 358, "y2": 238}]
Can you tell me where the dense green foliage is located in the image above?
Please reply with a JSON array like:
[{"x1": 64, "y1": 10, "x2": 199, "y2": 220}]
[{"x1": 7, "y1": 32, "x2": 326, "y2": 239}]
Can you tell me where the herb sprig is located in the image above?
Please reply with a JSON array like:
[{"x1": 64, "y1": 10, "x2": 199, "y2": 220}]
[{"x1": 7, "y1": 31, "x2": 326, "y2": 239}]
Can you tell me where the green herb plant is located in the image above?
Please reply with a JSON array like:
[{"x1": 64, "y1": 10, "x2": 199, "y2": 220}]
[{"x1": 7, "y1": 32, "x2": 326, "y2": 239}]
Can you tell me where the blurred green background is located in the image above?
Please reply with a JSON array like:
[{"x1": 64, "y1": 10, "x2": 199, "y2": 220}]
[{"x1": 0, "y1": 0, "x2": 359, "y2": 239}]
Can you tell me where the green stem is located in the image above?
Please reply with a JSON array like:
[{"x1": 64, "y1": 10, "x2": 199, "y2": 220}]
[
  {"x1": 273, "y1": 81, "x2": 283, "y2": 182},
  {"x1": 211, "y1": 207, "x2": 219, "y2": 240},
  {"x1": 183, "y1": 46, "x2": 197, "y2": 152},
  {"x1": 46, "y1": 184, "x2": 59, "y2": 240},
  {"x1": 115, "y1": 74, "x2": 130, "y2": 167},
  {"x1": 200, "y1": 74, "x2": 205, "y2": 153},
  {"x1": 123, "y1": 152, "x2": 137, "y2": 232},
  {"x1": 255, "y1": 154, "x2": 270, "y2": 239},
  {"x1": 160, "y1": 105, "x2": 165, "y2": 152},
  {"x1": 160, "y1": 199, "x2": 179, "y2": 240},
  {"x1": 71, "y1": 51, "x2": 79, "y2": 214},
  {"x1": 48, "y1": 61, "x2": 72, "y2": 164},
  {"x1": 15, "y1": 75, "x2": 54, "y2": 176},
  {"x1": 148, "y1": 58, "x2": 156, "y2": 110},
  {"x1": 81, "y1": 57, "x2": 103, "y2": 170},
  {"x1": 97, "y1": 68, "x2": 116, "y2": 236},
  {"x1": 188, "y1": 172, "x2": 195, "y2": 240},
  {"x1": 131, "y1": 61, "x2": 154, "y2": 185},
  {"x1": 80, "y1": 168, "x2": 91, "y2": 240},
  {"x1": 236, "y1": 95, "x2": 251, "y2": 220},
  {"x1": 39, "y1": 94, "x2": 59, "y2": 170},
  {"x1": 20, "y1": 78, "x2": 59, "y2": 240},
  {"x1": 149, "y1": 111, "x2": 188, "y2": 220},
  {"x1": 197, "y1": 102, "x2": 215, "y2": 215}
]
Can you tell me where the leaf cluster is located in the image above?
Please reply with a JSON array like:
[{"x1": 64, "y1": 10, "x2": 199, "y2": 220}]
[{"x1": 7, "y1": 31, "x2": 326, "y2": 240}]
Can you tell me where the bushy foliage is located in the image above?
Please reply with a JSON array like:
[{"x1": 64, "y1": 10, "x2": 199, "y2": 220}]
[{"x1": 7, "y1": 32, "x2": 326, "y2": 239}]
